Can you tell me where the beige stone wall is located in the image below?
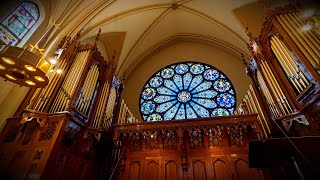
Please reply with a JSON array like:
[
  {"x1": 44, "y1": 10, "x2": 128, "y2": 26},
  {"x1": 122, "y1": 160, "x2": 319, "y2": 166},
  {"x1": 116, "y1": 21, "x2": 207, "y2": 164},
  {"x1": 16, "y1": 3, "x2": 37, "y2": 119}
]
[{"x1": 123, "y1": 40, "x2": 250, "y2": 120}]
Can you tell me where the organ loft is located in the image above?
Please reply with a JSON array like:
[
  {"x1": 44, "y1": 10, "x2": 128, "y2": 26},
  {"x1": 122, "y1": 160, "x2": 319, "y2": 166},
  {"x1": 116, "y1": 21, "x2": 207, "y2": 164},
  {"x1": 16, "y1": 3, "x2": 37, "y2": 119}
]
[{"x1": 0, "y1": 0, "x2": 319, "y2": 179}]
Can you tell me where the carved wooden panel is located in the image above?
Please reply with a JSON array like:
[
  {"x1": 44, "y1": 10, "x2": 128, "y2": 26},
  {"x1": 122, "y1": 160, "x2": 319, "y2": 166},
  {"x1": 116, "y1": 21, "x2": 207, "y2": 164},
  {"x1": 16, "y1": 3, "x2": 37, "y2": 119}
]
[
  {"x1": 213, "y1": 159, "x2": 228, "y2": 180},
  {"x1": 165, "y1": 161, "x2": 178, "y2": 180},
  {"x1": 129, "y1": 161, "x2": 140, "y2": 180},
  {"x1": 193, "y1": 160, "x2": 207, "y2": 180},
  {"x1": 146, "y1": 161, "x2": 159, "y2": 180},
  {"x1": 235, "y1": 159, "x2": 260, "y2": 180}
]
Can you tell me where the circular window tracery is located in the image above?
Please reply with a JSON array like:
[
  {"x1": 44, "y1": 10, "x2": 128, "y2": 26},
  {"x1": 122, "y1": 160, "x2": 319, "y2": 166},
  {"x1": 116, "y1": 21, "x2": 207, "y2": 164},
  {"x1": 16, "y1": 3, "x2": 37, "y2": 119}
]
[{"x1": 140, "y1": 62, "x2": 236, "y2": 122}]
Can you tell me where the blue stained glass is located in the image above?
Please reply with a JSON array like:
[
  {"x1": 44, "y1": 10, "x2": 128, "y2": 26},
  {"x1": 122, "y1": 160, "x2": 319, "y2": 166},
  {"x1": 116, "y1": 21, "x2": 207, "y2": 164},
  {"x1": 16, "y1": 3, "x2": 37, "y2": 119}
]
[
  {"x1": 21, "y1": 2, "x2": 39, "y2": 20},
  {"x1": 186, "y1": 103, "x2": 197, "y2": 119},
  {"x1": 154, "y1": 95, "x2": 175, "y2": 103},
  {"x1": 217, "y1": 93, "x2": 235, "y2": 108},
  {"x1": 188, "y1": 75, "x2": 203, "y2": 91},
  {"x1": 164, "y1": 79, "x2": 178, "y2": 91},
  {"x1": 0, "y1": 2, "x2": 39, "y2": 44},
  {"x1": 140, "y1": 62, "x2": 236, "y2": 121},
  {"x1": 141, "y1": 101, "x2": 156, "y2": 115},
  {"x1": 190, "y1": 64, "x2": 204, "y2": 74},
  {"x1": 150, "y1": 76, "x2": 163, "y2": 87},
  {"x1": 229, "y1": 89, "x2": 235, "y2": 95},
  {"x1": 191, "y1": 81, "x2": 212, "y2": 93},
  {"x1": 190, "y1": 101, "x2": 209, "y2": 117},
  {"x1": 147, "y1": 114, "x2": 162, "y2": 122},
  {"x1": 193, "y1": 90, "x2": 217, "y2": 98},
  {"x1": 156, "y1": 100, "x2": 177, "y2": 113},
  {"x1": 175, "y1": 64, "x2": 189, "y2": 74},
  {"x1": 142, "y1": 88, "x2": 156, "y2": 100},
  {"x1": 214, "y1": 79, "x2": 231, "y2": 92},
  {"x1": 183, "y1": 73, "x2": 192, "y2": 89},
  {"x1": 204, "y1": 69, "x2": 219, "y2": 80},
  {"x1": 175, "y1": 104, "x2": 186, "y2": 120},
  {"x1": 193, "y1": 98, "x2": 217, "y2": 108},
  {"x1": 177, "y1": 91, "x2": 192, "y2": 103},
  {"x1": 212, "y1": 108, "x2": 230, "y2": 116},
  {"x1": 164, "y1": 103, "x2": 179, "y2": 120},
  {"x1": 157, "y1": 87, "x2": 176, "y2": 95},
  {"x1": 161, "y1": 68, "x2": 174, "y2": 78},
  {"x1": 173, "y1": 74, "x2": 183, "y2": 90}
]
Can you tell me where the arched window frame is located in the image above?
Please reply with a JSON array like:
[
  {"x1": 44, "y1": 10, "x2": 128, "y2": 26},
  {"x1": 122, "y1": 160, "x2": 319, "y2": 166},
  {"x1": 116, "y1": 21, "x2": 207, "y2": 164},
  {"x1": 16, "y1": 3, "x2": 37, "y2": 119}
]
[
  {"x1": 0, "y1": 0, "x2": 45, "y2": 47},
  {"x1": 139, "y1": 61, "x2": 237, "y2": 122}
]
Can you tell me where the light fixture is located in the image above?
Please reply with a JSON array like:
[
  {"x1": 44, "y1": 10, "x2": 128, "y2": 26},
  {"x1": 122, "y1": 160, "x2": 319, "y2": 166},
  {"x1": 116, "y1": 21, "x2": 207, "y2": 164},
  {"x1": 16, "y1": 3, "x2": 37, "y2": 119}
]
[
  {"x1": 56, "y1": 69, "x2": 63, "y2": 74},
  {"x1": 34, "y1": 76, "x2": 45, "y2": 82},
  {"x1": 25, "y1": 80, "x2": 36, "y2": 86},
  {"x1": 2, "y1": 57, "x2": 15, "y2": 65},
  {"x1": 49, "y1": 58, "x2": 57, "y2": 65},
  {"x1": 5, "y1": 74, "x2": 17, "y2": 80},
  {"x1": 25, "y1": 65, "x2": 37, "y2": 71},
  {"x1": 0, "y1": 45, "x2": 50, "y2": 87},
  {"x1": 0, "y1": 64, "x2": 5, "y2": 70}
]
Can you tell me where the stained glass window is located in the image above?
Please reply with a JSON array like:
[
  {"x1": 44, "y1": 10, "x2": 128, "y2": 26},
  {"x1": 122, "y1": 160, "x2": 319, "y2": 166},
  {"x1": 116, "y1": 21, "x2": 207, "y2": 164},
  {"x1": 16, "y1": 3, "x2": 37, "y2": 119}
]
[
  {"x1": 0, "y1": 1, "x2": 39, "y2": 45},
  {"x1": 140, "y1": 62, "x2": 236, "y2": 122}
]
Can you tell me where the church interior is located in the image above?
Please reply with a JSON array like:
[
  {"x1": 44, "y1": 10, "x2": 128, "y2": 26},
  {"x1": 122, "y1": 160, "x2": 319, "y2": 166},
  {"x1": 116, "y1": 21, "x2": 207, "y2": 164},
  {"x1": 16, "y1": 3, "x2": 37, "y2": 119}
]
[{"x1": 0, "y1": 0, "x2": 319, "y2": 179}]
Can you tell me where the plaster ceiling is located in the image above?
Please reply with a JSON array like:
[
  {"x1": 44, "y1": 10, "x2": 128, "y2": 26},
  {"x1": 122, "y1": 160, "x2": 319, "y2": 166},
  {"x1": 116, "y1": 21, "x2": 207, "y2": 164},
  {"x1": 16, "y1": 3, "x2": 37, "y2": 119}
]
[{"x1": 47, "y1": 0, "x2": 259, "y2": 78}]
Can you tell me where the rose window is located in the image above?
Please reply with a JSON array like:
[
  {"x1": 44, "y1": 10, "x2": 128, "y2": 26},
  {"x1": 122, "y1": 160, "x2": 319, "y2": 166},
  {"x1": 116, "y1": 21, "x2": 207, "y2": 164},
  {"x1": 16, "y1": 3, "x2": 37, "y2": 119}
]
[{"x1": 140, "y1": 62, "x2": 236, "y2": 122}]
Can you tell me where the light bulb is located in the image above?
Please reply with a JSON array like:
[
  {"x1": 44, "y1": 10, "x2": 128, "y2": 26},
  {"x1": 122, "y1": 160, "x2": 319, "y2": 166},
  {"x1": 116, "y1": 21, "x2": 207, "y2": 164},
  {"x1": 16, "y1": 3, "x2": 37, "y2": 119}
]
[
  {"x1": 49, "y1": 59, "x2": 57, "y2": 65},
  {"x1": 56, "y1": 69, "x2": 62, "y2": 74}
]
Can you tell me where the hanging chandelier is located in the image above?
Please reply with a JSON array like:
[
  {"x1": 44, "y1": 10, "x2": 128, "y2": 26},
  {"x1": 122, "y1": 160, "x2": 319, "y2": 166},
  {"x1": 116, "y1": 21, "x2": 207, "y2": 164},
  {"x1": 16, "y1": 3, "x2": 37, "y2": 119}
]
[{"x1": 0, "y1": 44, "x2": 50, "y2": 87}]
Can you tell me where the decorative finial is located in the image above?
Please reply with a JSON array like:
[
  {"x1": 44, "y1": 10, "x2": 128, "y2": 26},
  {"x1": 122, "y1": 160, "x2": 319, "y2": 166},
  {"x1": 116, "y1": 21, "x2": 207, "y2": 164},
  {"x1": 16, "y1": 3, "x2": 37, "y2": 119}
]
[
  {"x1": 241, "y1": 53, "x2": 248, "y2": 67},
  {"x1": 122, "y1": 70, "x2": 128, "y2": 81},
  {"x1": 94, "y1": 29, "x2": 101, "y2": 45}
]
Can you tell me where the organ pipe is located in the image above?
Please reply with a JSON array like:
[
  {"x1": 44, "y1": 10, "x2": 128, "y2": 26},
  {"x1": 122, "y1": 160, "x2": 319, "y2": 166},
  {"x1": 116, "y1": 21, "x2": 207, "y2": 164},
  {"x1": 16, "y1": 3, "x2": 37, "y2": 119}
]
[
  {"x1": 92, "y1": 82, "x2": 110, "y2": 129},
  {"x1": 276, "y1": 12, "x2": 320, "y2": 71},
  {"x1": 257, "y1": 70, "x2": 280, "y2": 118},
  {"x1": 76, "y1": 64, "x2": 99, "y2": 115},
  {"x1": 28, "y1": 59, "x2": 67, "y2": 111},
  {"x1": 270, "y1": 36, "x2": 309, "y2": 94},
  {"x1": 50, "y1": 50, "x2": 90, "y2": 113}
]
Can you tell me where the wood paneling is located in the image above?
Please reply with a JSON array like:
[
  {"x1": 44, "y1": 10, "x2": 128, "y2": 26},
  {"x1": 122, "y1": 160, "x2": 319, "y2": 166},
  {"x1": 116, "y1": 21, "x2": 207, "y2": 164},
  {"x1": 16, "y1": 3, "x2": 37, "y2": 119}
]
[
  {"x1": 213, "y1": 159, "x2": 228, "y2": 180},
  {"x1": 129, "y1": 161, "x2": 141, "y2": 180},
  {"x1": 165, "y1": 161, "x2": 178, "y2": 180},
  {"x1": 146, "y1": 161, "x2": 159, "y2": 180},
  {"x1": 193, "y1": 160, "x2": 207, "y2": 180}
]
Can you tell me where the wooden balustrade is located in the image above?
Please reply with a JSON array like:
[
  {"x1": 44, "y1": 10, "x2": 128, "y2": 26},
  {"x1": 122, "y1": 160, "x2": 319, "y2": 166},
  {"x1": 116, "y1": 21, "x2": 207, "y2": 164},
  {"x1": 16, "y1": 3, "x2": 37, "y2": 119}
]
[
  {"x1": 0, "y1": 110, "x2": 103, "y2": 179},
  {"x1": 112, "y1": 114, "x2": 264, "y2": 180}
]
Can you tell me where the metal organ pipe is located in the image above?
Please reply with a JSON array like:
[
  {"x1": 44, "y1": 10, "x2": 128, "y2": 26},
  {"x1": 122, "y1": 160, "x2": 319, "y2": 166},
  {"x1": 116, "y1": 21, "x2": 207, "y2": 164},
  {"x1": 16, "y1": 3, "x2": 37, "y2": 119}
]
[
  {"x1": 27, "y1": 59, "x2": 67, "y2": 111},
  {"x1": 92, "y1": 82, "x2": 110, "y2": 129},
  {"x1": 276, "y1": 13, "x2": 320, "y2": 70},
  {"x1": 50, "y1": 50, "x2": 90, "y2": 113},
  {"x1": 257, "y1": 71, "x2": 280, "y2": 118},
  {"x1": 76, "y1": 64, "x2": 99, "y2": 115}
]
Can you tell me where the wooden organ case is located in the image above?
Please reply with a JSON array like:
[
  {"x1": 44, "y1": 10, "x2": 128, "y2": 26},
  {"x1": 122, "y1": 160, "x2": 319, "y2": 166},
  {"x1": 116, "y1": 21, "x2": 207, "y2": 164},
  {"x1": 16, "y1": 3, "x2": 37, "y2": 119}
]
[
  {"x1": 244, "y1": 1, "x2": 320, "y2": 179},
  {"x1": 0, "y1": 30, "x2": 119, "y2": 179}
]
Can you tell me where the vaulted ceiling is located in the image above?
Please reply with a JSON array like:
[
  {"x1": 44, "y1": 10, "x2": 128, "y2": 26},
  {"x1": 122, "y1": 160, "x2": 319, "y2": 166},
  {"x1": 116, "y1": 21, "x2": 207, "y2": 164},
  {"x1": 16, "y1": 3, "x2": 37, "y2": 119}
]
[{"x1": 44, "y1": 0, "x2": 259, "y2": 78}]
